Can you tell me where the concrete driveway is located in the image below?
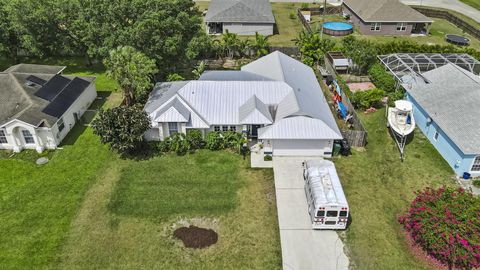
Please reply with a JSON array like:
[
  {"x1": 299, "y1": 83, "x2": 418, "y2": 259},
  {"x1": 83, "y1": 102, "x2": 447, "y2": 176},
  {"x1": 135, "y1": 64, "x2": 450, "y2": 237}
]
[{"x1": 273, "y1": 157, "x2": 349, "y2": 270}]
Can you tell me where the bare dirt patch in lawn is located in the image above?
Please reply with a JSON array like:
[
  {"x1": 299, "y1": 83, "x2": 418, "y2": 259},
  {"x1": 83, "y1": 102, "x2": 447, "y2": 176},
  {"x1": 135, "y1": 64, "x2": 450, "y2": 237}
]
[{"x1": 174, "y1": 226, "x2": 218, "y2": 249}]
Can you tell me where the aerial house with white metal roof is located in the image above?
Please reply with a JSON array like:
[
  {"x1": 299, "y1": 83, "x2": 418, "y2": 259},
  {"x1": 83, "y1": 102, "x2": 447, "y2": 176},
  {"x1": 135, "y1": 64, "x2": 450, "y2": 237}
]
[{"x1": 144, "y1": 51, "x2": 342, "y2": 157}]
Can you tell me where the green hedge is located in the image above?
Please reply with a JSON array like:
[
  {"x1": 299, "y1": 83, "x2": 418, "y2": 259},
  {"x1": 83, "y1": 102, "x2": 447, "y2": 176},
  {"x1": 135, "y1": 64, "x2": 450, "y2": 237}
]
[
  {"x1": 368, "y1": 63, "x2": 396, "y2": 93},
  {"x1": 351, "y1": 88, "x2": 385, "y2": 110}
]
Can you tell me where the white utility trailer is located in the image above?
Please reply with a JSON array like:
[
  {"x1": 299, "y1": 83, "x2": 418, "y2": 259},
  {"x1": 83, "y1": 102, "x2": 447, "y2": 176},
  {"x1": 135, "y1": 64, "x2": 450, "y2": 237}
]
[{"x1": 303, "y1": 159, "x2": 349, "y2": 230}]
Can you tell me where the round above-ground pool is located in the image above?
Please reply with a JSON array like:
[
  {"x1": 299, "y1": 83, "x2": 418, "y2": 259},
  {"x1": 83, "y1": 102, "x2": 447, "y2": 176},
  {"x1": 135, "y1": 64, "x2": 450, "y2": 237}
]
[
  {"x1": 323, "y1": 22, "x2": 353, "y2": 36},
  {"x1": 445, "y1": 34, "x2": 470, "y2": 46}
]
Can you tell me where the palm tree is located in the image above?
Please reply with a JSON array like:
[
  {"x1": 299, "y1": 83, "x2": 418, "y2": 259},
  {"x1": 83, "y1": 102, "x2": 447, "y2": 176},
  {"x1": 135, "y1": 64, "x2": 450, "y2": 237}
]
[
  {"x1": 250, "y1": 32, "x2": 270, "y2": 57},
  {"x1": 192, "y1": 61, "x2": 206, "y2": 79},
  {"x1": 220, "y1": 30, "x2": 240, "y2": 59}
]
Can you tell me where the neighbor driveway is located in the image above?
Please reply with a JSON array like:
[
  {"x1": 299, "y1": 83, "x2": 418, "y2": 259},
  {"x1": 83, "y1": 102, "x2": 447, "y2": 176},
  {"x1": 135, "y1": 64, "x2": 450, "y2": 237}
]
[{"x1": 273, "y1": 157, "x2": 349, "y2": 270}]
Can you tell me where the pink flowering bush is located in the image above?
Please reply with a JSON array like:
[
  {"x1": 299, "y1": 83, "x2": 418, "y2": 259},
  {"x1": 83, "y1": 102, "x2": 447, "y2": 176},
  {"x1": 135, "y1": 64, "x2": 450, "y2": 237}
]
[{"x1": 399, "y1": 187, "x2": 480, "y2": 269}]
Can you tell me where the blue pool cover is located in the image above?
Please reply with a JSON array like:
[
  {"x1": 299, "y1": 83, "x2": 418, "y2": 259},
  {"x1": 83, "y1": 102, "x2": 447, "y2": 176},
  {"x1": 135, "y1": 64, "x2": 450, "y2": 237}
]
[{"x1": 323, "y1": 22, "x2": 353, "y2": 31}]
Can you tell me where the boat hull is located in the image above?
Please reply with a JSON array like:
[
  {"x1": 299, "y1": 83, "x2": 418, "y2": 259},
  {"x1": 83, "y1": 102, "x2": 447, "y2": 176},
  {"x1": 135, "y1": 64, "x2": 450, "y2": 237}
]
[{"x1": 387, "y1": 107, "x2": 415, "y2": 137}]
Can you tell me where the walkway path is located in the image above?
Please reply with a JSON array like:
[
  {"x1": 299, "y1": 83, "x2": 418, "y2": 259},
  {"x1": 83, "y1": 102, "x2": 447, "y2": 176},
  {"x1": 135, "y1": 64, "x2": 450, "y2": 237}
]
[{"x1": 273, "y1": 156, "x2": 349, "y2": 270}]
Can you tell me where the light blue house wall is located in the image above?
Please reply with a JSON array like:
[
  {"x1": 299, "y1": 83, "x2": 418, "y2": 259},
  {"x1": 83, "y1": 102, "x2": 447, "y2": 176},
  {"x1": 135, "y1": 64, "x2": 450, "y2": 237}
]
[{"x1": 406, "y1": 93, "x2": 479, "y2": 177}]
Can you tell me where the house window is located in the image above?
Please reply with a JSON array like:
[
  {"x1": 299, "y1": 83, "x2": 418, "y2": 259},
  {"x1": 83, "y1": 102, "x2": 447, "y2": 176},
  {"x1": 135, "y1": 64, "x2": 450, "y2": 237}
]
[
  {"x1": 472, "y1": 156, "x2": 480, "y2": 172},
  {"x1": 168, "y1": 122, "x2": 178, "y2": 135},
  {"x1": 22, "y1": 130, "x2": 35, "y2": 144},
  {"x1": 229, "y1": 126, "x2": 236, "y2": 132},
  {"x1": 396, "y1": 22, "x2": 407, "y2": 31},
  {"x1": 434, "y1": 131, "x2": 439, "y2": 141},
  {"x1": 370, "y1": 22, "x2": 381, "y2": 31},
  {"x1": 222, "y1": 126, "x2": 228, "y2": 132},
  {"x1": 57, "y1": 118, "x2": 65, "y2": 132},
  {"x1": 0, "y1": 130, "x2": 7, "y2": 144},
  {"x1": 214, "y1": 126, "x2": 220, "y2": 132}
]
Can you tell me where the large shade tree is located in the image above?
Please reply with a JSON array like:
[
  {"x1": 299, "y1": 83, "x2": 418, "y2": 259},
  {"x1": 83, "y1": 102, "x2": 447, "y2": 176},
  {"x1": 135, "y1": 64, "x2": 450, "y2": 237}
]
[
  {"x1": 1, "y1": 0, "x2": 206, "y2": 72},
  {"x1": 92, "y1": 106, "x2": 151, "y2": 154},
  {"x1": 104, "y1": 46, "x2": 158, "y2": 106},
  {"x1": 0, "y1": 0, "x2": 22, "y2": 62}
]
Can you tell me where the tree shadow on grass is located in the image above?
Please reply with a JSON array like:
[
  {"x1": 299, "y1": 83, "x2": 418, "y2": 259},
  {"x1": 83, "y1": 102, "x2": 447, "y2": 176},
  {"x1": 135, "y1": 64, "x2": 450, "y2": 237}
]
[{"x1": 119, "y1": 141, "x2": 162, "y2": 161}]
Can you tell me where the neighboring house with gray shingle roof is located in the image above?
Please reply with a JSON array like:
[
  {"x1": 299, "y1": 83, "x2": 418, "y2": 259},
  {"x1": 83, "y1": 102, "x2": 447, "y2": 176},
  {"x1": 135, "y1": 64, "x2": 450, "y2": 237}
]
[
  {"x1": 205, "y1": 0, "x2": 275, "y2": 35},
  {"x1": 0, "y1": 64, "x2": 96, "y2": 153},
  {"x1": 343, "y1": 0, "x2": 433, "y2": 35},
  {"x1": 402, "y1": 63, "x2": 480, "y2": 177},
  {"x1": 144, "y1": 51, "x2": 342, "y2": 157}
]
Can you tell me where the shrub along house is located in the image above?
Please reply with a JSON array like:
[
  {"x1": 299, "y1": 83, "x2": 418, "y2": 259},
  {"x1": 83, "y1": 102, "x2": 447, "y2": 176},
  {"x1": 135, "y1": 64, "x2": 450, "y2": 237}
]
[
  {"x1": 343, "y1": 0, "x2": 433, "y2": 35},
  {"x1": 0, "y1": 64, "x2": 96, "y2": 153},
  {"x1": 144, "y1": 51, "x2": 342, "y2": 157},
  {"x1": 402, "y1": 63, "x2": 480, "y2": 177},
  {"x1": 205, "y1": 0, "x2": 275, "y2": 36}
]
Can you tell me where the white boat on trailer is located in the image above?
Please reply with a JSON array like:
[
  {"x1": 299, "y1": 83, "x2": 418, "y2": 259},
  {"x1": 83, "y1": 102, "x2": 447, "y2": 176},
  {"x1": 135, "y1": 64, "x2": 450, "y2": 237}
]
[
  {"x1": 387, "y1": 100, "x2": 415, "y2": 161},
  {"x1": 303, "y1": 160, "x2": 349, "y2": 230}
]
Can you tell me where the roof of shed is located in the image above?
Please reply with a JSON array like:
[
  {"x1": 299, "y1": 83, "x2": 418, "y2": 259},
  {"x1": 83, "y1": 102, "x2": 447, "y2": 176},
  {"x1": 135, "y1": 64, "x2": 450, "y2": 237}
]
[
  {"x1": 403, "y1": 63, "x2": 480, "y2": 154},
  {"x1": 343, "y1": 0, "x2": 433, "y2": 23},
  {"x1": 205, "y1": 0, "x2": 275, "y2": 23}
]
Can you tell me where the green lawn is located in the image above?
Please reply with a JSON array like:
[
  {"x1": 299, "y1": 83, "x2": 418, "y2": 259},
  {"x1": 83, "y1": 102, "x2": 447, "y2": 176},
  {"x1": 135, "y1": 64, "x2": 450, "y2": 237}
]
[
  {"x1": 58, "y1": 151, "x2": 281, "y2": 269},
  {"x1": 335, "y1": 108, "x2": 455, "y2": 269},
  {"x1": 0, "y1": 129, "x2": 111, "y2": 268},
  {"x1": 460, "y1": 0, "x2": 480, "y2": 11},
  {"x1": 109, "y1": 151, "x2": 244, "y2": 221}
]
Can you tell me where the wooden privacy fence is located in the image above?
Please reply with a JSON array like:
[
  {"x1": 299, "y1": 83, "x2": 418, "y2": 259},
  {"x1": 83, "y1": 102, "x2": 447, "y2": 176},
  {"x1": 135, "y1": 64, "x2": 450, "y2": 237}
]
[
  {"x1": 339, "y1": 92, "x2": 368, "y2": 147},
  {"x1": 270, "y1": 46, "x2": 300, "y2": 56},
  {"x1": 342, "y1": 130, "x2": 367, "y2": 148},
  {"x1": 413, "y1": 7, "x2": 480, "y2": 40},
  {"x1": 297, "y1": 9, "x2": 312, "y2": 33}
]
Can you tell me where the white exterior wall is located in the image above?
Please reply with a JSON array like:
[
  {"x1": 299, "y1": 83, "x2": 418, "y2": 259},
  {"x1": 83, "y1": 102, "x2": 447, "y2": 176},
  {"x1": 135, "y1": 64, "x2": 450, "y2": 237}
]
[
  {"x1": 271, "y1": 139, "x2": 334, "y2": 157},
  {"x1": 222, "y1": 23, "x2": 274, "y2": 36},
  {"x1": 52, "y1": 83, "x2": 97, "y2": 143},
  {"x1": 0, "y1": 82, "x2": 96, "y2": 153}
]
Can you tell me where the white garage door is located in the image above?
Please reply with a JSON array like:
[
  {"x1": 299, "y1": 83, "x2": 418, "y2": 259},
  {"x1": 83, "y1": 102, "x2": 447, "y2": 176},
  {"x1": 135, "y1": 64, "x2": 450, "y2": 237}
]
[{"x1": 272, "y1": 139, "x2": 332, "y2": 157}]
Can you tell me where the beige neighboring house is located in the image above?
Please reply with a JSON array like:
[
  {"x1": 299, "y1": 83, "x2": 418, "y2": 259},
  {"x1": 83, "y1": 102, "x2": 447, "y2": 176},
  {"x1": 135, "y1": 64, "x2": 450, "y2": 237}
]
[
  {"x1": 343, "y1": 0, "x2": 433, "y2": 35},
  {"x1": 0, "y1": 64, "x2": 96, "y2": 153}
]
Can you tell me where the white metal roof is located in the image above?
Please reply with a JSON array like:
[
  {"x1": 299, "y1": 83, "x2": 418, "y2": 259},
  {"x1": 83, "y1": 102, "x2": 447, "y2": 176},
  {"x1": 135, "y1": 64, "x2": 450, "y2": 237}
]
[
  {"x1": 258, "y1": 116, "x2": 342, "y2": 140},
  {"x1": 239, "y1": 95, "x2": 273, "y2": 124},
  {"x1": 145, "y1": 51, "x2": 342, "y2": 140},
  {"x1": 178, "y1": 80, "x2": 291, "y2": 125},
  {"x1": 154, "y1": 98, "x2": 190, "y2": 123},
  {"x1": 199, "y1": 70, "x2": 272, "y2": 81},
  {"x1": 242, "y1": 51, "x2": 342, "y2": 137},
  {"x1": 304, "y1": 160, "x2": 348, "y2": 208}
]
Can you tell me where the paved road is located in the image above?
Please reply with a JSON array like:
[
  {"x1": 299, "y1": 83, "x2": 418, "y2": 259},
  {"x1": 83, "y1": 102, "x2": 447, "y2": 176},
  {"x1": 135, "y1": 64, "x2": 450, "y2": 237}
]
[
  {"x1": 273, "y1": 157, "x2": 349, "y2": 270},
  {"x1": 195, "y1": 0, "x2": 480, "y2": 23},
  {"x1": 401, "y1": 0, "x2": 480, "y2": 23}
]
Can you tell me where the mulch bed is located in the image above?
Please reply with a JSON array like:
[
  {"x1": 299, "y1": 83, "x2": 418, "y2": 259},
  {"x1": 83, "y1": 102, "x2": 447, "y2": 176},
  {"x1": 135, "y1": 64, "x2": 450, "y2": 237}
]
[{"x1": 173, "y1": 225, "x2": 218, "y2": 249}]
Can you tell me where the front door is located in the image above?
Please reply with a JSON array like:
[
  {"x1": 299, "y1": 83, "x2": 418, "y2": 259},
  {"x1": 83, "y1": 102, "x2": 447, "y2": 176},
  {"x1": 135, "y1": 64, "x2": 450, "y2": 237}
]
[{"x1": 251, "y1": 125, "x2": 261, "y2": 138}]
